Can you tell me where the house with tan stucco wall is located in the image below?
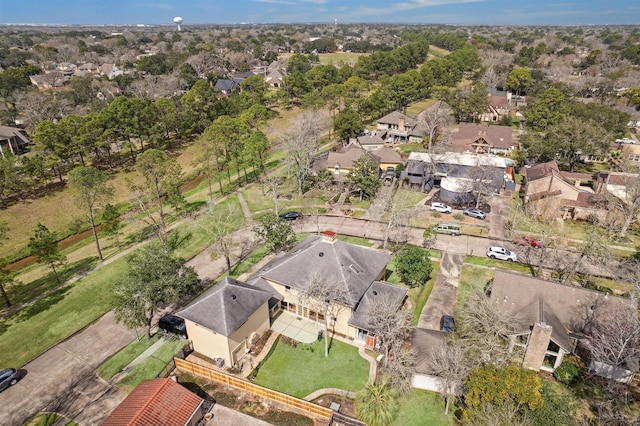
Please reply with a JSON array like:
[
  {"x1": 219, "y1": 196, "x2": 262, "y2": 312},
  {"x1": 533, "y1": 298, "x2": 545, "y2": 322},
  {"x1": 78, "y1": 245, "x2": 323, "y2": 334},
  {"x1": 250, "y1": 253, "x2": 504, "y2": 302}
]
[{"x1": 178, "y1": 233, "x2": 408, "y2": 367}]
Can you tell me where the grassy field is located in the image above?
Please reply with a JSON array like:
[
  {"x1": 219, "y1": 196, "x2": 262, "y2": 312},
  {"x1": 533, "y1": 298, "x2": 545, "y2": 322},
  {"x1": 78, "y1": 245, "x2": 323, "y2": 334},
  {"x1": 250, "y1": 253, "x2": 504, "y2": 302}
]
[
  {"x1": 0, "y1": 259, "x2": 123, "y2": 367},
  {"x1": 392, "y1": 390, "x2": 453, "y2": 426},
  {"x1": 406, "y1": 99, "x2": 437, "y2": 117},
  {"x1": 253, "y1": 338, "x2": 369, "y2": 398}
]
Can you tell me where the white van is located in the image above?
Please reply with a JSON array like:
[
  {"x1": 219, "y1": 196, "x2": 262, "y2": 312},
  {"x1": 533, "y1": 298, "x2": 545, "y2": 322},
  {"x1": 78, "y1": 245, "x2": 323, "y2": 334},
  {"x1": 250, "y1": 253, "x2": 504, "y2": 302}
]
[{"x1": 435, "y1": 222, "x2": 461, "y2": 236}]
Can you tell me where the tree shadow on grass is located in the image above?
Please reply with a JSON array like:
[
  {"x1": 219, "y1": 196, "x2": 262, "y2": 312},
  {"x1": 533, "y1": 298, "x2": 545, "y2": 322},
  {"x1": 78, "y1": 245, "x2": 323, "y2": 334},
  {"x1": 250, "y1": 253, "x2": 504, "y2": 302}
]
[
  {"x1": 13, "y1": 285, "x2": 72, "y2": 323},
  {"x1": 4, "y1": 257, "x2": 97, "y2": 309}
]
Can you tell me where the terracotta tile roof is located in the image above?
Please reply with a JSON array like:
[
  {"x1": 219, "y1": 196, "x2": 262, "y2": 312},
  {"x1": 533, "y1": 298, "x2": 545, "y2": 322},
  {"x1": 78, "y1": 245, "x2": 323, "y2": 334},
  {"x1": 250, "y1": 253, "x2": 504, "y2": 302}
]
[{"x1": 102, "y1": 378, "x2": 203, "y2": 426}]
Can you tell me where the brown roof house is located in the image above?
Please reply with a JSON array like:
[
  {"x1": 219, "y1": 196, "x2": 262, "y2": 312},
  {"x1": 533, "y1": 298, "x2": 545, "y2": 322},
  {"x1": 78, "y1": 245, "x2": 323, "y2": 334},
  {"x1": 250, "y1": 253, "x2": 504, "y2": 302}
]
[
  {"x1": 490, "y1": 271, "x2": 637, "y2": 381},
  {"x1": 449, "y1": 123, "x2": 515, "y2": 155},
  {"x1": 177, "y1": 277, "x2": 272, "y2": 369},
  {"x1": 0, "y1": 126, "x2": 31, "y2": 158},
  {"x1": 481, "y1": 88, "x2": 512, "y2": 124},
  {"x1": 327, "y1": 144, "x2": 403, "y2": 182},
  {"x1": 102, "y1": 378, "x2": 205, "y2": 426},
  {"x1": 523, "y1": 160, "x2": 602, "y2": 220}
]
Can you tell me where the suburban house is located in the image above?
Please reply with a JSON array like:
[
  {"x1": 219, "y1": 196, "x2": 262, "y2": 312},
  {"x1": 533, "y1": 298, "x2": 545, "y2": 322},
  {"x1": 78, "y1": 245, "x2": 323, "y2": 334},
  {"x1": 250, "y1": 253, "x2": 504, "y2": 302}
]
[
  {"x1": 0, "y1": 126, "x2": 32, "y2": 158},
  {"x1": 265, "y1": 61, "x2": 286, "y2": 87},
  {"x1": 102, "y1": 378, "x2": 206, "y2": 426},
  {"x1": 448, "y1": 123, "x2": 516, "y2": 155},
  {"x1": 376, "y1": 111, "x2": 427, "y2": 144},
  {"x1": 177, "y1": 277, "x2": 272, "y2": 369},
  {"x1": 247, "y1": 232, "x2": 407, "y2": 345},
  {"x1": 213, "y1": 78, "x2": 241, "y2": 96},
  {"x1": 402, "y1": 151, "x2": 513, "y2": 201},
  {"x1": 490, "y1": 271, "x2": 637, "y2": 381},
  {"x1": 326, "y1": 144, "x2": 403, "y2": 181},
  {"x1": 178, "y1": 233, "x2": 407, "y2": 368},
  {"x1": 356, "y1": 134, "x2": 385, "y2": 151},
  {"x1": 481, "y1": 88, "x2": 511, "y2": 123},
  {"x1": 522, "y1": 160, "x2": 601, "y2": 220},
  {"x1": 29, "y1": 72, "x2": 67, "y2": 89}
]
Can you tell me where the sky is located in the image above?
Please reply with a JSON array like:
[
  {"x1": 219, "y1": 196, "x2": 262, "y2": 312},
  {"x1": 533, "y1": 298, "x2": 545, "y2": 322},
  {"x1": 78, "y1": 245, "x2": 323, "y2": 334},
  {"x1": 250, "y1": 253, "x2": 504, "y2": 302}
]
[{"x1": 0, "y1": 0, "x2": 639, "y2": 26}]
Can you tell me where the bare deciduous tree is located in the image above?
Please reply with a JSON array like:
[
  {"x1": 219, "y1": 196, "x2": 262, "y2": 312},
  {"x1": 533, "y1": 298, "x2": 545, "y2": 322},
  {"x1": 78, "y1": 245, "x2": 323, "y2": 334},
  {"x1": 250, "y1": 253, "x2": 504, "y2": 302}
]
[
  {"x1": 459, "y1": 291, "x2": 521, "y2": 366},
  {"x1": 587, "y1": 305, "x2": 640, "y2": 375},
  {"x1": 277, "y1": 110, "x2": 329, "y2": 196},
  {"x1": 298, "y1": 274, "x2": 349, "y2": 357},
  {"x1": 427, "y1": 339, "x2": 469, "y2": 415},
  {"x1": 419, "y1": 100, "x2": 453, "y2": 153},
  {"x1": 599, "y1": 169, "x2": 640, "y2": 237}
]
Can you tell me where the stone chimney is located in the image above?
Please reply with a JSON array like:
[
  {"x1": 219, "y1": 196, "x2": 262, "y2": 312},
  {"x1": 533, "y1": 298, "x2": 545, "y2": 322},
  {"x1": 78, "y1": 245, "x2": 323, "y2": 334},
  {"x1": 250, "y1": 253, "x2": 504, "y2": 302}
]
[
  {"x1": 398, "y1": 116, "x2": 405, "y2": 132},
  {"x1": 522, "y1": 322, "x2": 553, "y2": 371},
  {"x1": 321, "y1": 230, "x2": 337, "y2": 244}
]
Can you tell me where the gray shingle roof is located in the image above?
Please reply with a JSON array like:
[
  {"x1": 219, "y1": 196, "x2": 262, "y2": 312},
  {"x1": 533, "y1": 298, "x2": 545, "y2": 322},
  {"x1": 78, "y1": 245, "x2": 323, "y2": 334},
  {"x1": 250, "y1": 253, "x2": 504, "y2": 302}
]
[
  {"x1": 252, "y1": 235, "x2": 391, "y2": 307},
  {"x1": 349, "y1": 281, "x2": 408, "y2": 331},
  {"x1": 177, "y1": 277, "x2": 271, "y2": 336}
]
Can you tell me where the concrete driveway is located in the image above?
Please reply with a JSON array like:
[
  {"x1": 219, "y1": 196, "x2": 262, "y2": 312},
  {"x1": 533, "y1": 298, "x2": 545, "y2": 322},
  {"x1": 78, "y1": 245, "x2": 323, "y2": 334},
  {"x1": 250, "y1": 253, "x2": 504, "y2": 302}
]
[
  {"x1": 416, "y1": 252, "x2": 464, "y2": 330},
  {"x1": 0, "y1": 311, "x2": 137, "y2": 426}
]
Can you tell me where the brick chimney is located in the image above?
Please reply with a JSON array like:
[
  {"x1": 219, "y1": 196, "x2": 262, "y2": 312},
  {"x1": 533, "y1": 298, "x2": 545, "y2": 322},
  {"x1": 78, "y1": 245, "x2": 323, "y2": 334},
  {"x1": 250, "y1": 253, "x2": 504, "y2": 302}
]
[
  {"x1": 398, "y1": 116, "x2": 405, "y2": 132},
  {"x1": 522, "y1": 322, "x2": 553, "y2": 371},
  {"x1": 321, "y1": 230, "x2": 337, "y2": 244}
]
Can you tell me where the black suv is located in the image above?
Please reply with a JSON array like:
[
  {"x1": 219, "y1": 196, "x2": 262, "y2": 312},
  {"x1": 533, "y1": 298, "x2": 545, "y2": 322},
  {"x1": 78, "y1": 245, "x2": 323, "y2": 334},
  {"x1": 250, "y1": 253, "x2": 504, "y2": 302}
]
[{"x1": 158, "y1": 314, "x2": 187, "y2": 338}]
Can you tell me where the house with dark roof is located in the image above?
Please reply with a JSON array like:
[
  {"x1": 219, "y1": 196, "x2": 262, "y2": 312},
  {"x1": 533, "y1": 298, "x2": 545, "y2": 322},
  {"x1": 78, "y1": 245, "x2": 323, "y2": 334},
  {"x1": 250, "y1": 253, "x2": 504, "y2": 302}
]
[
  {"x1": 490, "y1": 271, "x2": 636, "y2": 381},
  {"x1": 448, "y1": 123, "x2": 515, "y2": 155},
  {"x1": 246, "y1": 232, "x2": 406, "y2": 346},
  {"x1": 404, "y1": 151, "x2": 511, "y2": 201},
  {"x1": 0, "y1": 126, "x2": 31, "y2": 158},
  {"x1": 102, "y1": 378, "x2": 205, "y2": 426},
  {"x1": 177, "y1": 277, "x2": 272, "y2": 368},
  {"x1": 179, "y1": 234, "x2": 407, "y2": 362},
  {"x1": 481, "y1": 88, "x2": 511, "y2": 123},
  {"x1": 213, "y1": 79, "x2": 241, "y2": 96},
  {"x1": 376, "y1": 111, "x2": 427, "y2": 144}
]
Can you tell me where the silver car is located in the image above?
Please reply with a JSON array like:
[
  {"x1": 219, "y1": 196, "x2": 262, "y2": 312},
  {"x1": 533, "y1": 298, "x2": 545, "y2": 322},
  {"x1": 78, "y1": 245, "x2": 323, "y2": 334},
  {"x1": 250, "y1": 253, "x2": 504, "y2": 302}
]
[
  {"x1": 486, "y1": 246, "x2": 517, "y2": 262},
  {"x1": 430, "y1": 202, "x2": 452, "y2": 213}
]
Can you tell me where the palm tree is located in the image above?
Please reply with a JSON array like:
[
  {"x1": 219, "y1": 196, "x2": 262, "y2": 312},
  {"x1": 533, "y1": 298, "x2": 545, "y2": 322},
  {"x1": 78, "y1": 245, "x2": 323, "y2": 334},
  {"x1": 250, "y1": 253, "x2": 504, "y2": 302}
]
[
  {"x1": 607, "y1": 149, "x2": 624, "y2": 171},
  {"x1": 356, "y1": 376, "x2": 400, "y2": 426}
]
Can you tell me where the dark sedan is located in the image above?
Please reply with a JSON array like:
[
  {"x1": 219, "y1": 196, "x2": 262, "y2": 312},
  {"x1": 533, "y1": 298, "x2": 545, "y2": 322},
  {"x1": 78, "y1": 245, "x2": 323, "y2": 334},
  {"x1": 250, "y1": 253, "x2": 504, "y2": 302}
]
[
  {"x1": 0, "y1": 368, "x2": 24, "y2": 392},
  {"x1": 279, "y1": 211, "x2": 303, "y2": 221},
  {"x1": 440, "y1": 315, "x2": 455, "y2": 333}
]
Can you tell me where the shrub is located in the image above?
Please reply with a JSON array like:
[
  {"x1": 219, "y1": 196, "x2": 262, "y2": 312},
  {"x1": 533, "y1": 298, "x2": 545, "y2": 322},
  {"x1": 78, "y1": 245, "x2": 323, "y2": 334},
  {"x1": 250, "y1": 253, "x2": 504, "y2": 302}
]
[
  {"x1": 553, "y1": 361, "x2": 580, "y2": 385},
  {"x1": 431, "y1": 211, "x2": 441, "y2": 218},
  {"x1": 453, "y1": 212, "x2": 465, "y2": 221},
  {"x1": 344, "y1": 196, "x2": 351, "y2": 203}
]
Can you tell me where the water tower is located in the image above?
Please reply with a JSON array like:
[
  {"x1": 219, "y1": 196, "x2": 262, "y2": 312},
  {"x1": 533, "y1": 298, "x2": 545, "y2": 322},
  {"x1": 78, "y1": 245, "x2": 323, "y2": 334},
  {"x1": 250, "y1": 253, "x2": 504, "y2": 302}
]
[{"x1": 173, "y1": 16, "x2": 183, "y2": 31}]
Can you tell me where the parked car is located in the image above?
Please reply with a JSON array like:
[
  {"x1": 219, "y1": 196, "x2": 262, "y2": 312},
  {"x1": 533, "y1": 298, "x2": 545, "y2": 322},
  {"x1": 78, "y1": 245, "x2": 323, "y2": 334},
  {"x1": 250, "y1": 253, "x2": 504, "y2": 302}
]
[
  {"x1": 463, "y1": 208, "x2": 486, "y2": 220},
  {"x1": 435, "y1": 222, "x2": 461, "y2": 236},
  {"x1": 486, "y1": 246, "x2": 517, "y2": 262},
  {"x1": 430, "y1": 202, "x2": 452, "y2": 213},
  {"x1": 440, "y1": 315, "x2": 455, "y2": 333},
  {"x1": 278, "y1": 211, "x2": 303, "y2": 221},
  {"x1": 158, "y1": 314, "x2": 187, "y2": 338},
  {"x1": 513, "y1": 235, "x2": 543, "y2": 248},
  {"x1": 615, "y1": 138, "x2": 635, "y2": 144},
  {"x1": 0, "y1": 368, "x2": 24, "y2": 392}
]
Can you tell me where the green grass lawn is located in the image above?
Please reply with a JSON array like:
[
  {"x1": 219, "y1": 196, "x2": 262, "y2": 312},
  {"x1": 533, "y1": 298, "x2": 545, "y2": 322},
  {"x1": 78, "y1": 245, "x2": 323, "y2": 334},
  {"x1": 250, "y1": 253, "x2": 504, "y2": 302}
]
[
  {"x1": 335, "y1": 235, "x2": 373, "y2": 247},
  {"x1": 409, "y1": 261, "x2": 439, "y2": 325},
  {"x1": 464, "y1": 255, "x2": 534, "y2": 275},
  {"x1": 406, "y1": 99, "x2": 436, "y2": 117},
  {"x1": 455, "y1": 266, "x2": 494, "y2": 318},
  {"x1": 98, "y1": 334, "x2": 161, "y2": 381},
  {"x1": 116, "y1": 337, "x2": 188, "y2": 393},
  {"x1": 392, "y1": 390, "x2": 453, "y2": 426},
  {"x1": 253, "y1": 338, "x2": 369, "y2": 398},
  {"x1": 0, "y1": 259, "x2": 123, "y2": 367}
]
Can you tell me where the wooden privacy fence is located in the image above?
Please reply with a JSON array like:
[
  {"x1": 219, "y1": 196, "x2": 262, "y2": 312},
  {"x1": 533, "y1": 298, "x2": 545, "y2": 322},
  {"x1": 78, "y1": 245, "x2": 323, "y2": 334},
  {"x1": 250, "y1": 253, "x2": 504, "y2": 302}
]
[{"x1": 174, "y1": 357, "x2": 334, "y2": 419}]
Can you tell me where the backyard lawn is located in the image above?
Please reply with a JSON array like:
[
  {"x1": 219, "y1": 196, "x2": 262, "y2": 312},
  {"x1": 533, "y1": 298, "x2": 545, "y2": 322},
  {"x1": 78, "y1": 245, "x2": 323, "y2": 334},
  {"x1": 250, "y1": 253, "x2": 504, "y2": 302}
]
[
  {"x1": 252, "y1": 338, "x2": 369, "y2": 398},
  {"x1": 392, "y1": 390, "x2": 453, "y2": 425}
]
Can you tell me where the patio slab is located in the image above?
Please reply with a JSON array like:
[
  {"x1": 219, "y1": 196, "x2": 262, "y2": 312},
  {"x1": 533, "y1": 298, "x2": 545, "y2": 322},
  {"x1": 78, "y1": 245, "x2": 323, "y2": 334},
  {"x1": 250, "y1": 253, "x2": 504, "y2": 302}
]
[{"x1": 271, "y1": 311, "x2": 323, "y2": 344}]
